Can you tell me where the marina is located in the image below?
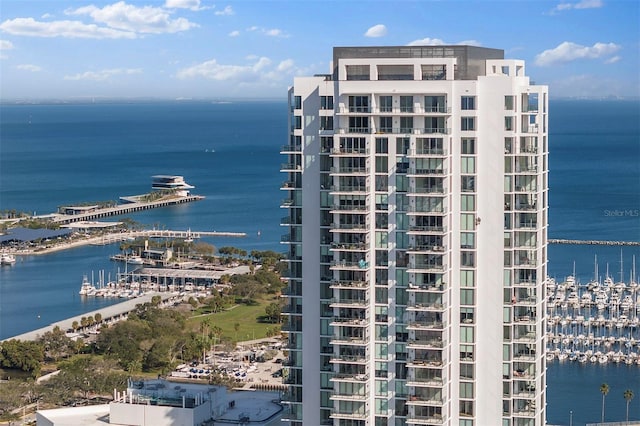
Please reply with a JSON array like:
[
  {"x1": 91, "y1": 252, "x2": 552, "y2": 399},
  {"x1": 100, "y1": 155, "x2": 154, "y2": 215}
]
[{"x1": 545, "y1": 256, "x2": 640, "y2": 365}]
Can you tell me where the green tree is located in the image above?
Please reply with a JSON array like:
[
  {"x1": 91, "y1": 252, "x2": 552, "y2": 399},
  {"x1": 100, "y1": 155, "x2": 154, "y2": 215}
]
[
  {"x1": 94, "y1": 312, "x2": 102, "y2": 323},
  {"x1": 37, "y1": 326, "x2": 75, "y2": 361},
  {"x1": 624, "y1": 389, "x2": 634, "y2": 423},
  {"x1": 600, "y1": 383, "x2": 609, "y2": 423},
  {"x1": 0, "y1": 339, "x2": 44, "y2": 377},
  {"x1": 265, "y1": 302, "x2": 283, "y2": 323},
  {"x1": 71, "y1": 320, "x2": 79, "y2": 332}
]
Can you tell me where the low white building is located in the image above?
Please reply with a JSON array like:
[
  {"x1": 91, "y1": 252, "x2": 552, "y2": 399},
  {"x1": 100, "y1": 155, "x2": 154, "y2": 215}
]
[{"x1": 36, "y1": 379, "x2": 283, "y2": 426}]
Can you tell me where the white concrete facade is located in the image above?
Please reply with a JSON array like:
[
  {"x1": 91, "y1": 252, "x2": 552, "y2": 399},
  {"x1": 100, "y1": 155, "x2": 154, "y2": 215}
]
[{"x1": 280, "y1": 46, "x2": 548, "y2": 426}]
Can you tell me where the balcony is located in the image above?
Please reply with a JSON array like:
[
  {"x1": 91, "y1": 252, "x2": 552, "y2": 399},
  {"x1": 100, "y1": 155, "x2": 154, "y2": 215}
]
[
  {"x1": 406, "y1": 245, "x2": 445, "y2": 253},
  {"x1": 280, "y1": 163, "x2": 302, "y2": 172},
  {"x1": 280, "y1": 144, "x2": 302, "y2": 153},
  {"x1": 407, "y1": 283, "x2": 445, "y2": 293},
  {"x1": 330, "y1": 185, "x2": 369, "y2": 194},
  {"x1": 329, "y1": 280, "x2": 369, "y2": 289},
  {"x1": 330, "y1": 336, "x2": 369, "y2": 346},
  {"x1": 330, "y1": 260, "x2": 370, "y2": 270},
  {"x1": 329, "y1": 373, "x2": 369, "y2": 382},
  {"x1": 330, "y1": 318, "x2": 369, "y2": 327},
  {"x1": 330, "y1": 147, "x2": 369, "y2": 157},
  {"x1": 329, "y1": 297, "x2": 369, "y2": 308},
  {"x1": 407, "y1": 338, "x2": 443, "y2": 349},
  {"x1": 405, "y1": 395, "x2": 444, "y2": 406},
  {"x1": 407, "y1": 168, "x2": 447, "y2": 176},
  {"x1": 330, "y1": 354, "x2": 369, "y2": 364},
  {"x1": 330, "y1": 242, "x2": 368, "y2": 252},
  {"x1": 408, "y1": 148, "x2": 447, "y2": 157},
  {"x1": 408, "y1": 187, "x2": 446, "y2": 195},
  {"x1": 330, "y1": 223, "x2": 368, "y2": 232},
  {"x1": 407, "y1": 226, "x2": 446, "y2": 234},
  {"x1": 329, "y1": 166, "x2": 369, "y2": 175},
  {"x1": 407, "y1": 320, "x2": 445, "y2": 331},
  {"x1": 407, "y1": 263, "x2": 446, "y2": 273},
  {"x1": 329, "y1": 409, "x2": 369, "y2": 420},
  {"x1": 406, "y1": 302, "x2": 445, "y2": 312},
  {"x1": 407, "y1": 359, "x2": 444, "y2": 369},
  {"x1": 329, "y1": 392, "x2": 368, "y2": 401},
  {"x1": 406, "y1": 414, "x2": 444, "y2": 425}
]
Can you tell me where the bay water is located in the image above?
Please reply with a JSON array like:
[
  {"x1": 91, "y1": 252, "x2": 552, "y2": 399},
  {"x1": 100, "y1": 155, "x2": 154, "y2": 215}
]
[{"x1": 0, "y1": 99, "x2": 638, "y2": 424}]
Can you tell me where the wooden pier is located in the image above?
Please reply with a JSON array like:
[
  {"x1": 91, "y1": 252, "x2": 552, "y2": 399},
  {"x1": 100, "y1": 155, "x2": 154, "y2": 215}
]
[
  {"x1": 549, "y1": 239, "x2": 640, "y2": 246},
  {"x1": 51, "y1": 195, "x2": 204, "y2": 225}
]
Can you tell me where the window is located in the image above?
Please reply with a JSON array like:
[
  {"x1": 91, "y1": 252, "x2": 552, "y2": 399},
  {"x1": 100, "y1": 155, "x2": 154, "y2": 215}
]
[
  {"x1": 461, "y1": 326, "x2": 475, "y2": 343},
  {"x1": 379, "y1": 95, "x2": 393, "y2": 112},
  {"x1": 378, "y1": 64, "x2": 413, "y2": 81},
  {"x1": 375, "y1": 137, "x2": 388, "y2": 153},
  {"x1": 461, "y1": 251, "x2": 475, "y2": 267},
  {"x1": 400, "y1": 116, "x2": 413, "y2": 133},
  {"x1": 379, "y1": 116, "x2": 393, "y2": 133},
  {"x1": 461, "y1": 138, "x2": 476, "y2": 154},
  {"x1": 460, "y1": 401, "x2": 474, "y2": 417},
  {"x1": 376, "y1": 156, "x2": 388, "y2": 173},
  {"x1": 461, "y1": 176, "x2": 475, "y2": 192},
  {"x1": 461, "y1": 289, "x2": 475, "y2": 305},
  {"x1": 460, "y1": 382, "x2": 474, "y2": 398},
  {"x1": 461, "y1": 194, "x2": 475, "y2": 211},
  {"x1": 460, "y1": 344, "x2": 474, "y2": 361},
  {"x1": 349, "y1": 95, "x2": 370, "y2": 113},
  {"x1": 460, "y1": 232, "x2": 475, "y2": 249},
  {"x1": 460, "y1": 363, "x2": 475, "y2": 379},
  {"x1": 460, "y1": 213, "x2": 475, "y2": 230},
  {"x1": 321, "y1": 96, "x2": 334, "y2": 110},
  {"x1": 400, "y1": 96, "x2": 413, "y2": 112},
  {"x1": 461, "y1": 117, "x2": 475, "y2": 131},
  {"x1": 505, "y1": 95, "x2": 514, "y2": 111},
  {"x1": 461, "y1": 307, "x2": 475, "y2": 324},
  {"x1": 293, "y1": 95, "x2": 301, "y2": 110},
  {"x1": 349, "y1": 116, "x2": 370, "y2": 133},
  {"x1": 460, "y1": 270, "x2": 475, "y2": 286},
  {"x1": 422, "y1": 64, "x2": 446, "y2": 80},
  {"x1": 320, "y1": 116, "x2": 333, "y2": 130},
  {"x1": 505, "y1": 116, "x2": 514, "y2": 131},
  {"x1": 461, "y1": 157, "x2": 475, "y2": 174},
  {"x1": 346, "y1": 65, "x2": 370, "y2": 81},
  {"x1": 294, "y1": 115, "x2": 302, "y2": 129},
  {"x1": 461, "y1": 96, "x2": 475, "y2": 110}
]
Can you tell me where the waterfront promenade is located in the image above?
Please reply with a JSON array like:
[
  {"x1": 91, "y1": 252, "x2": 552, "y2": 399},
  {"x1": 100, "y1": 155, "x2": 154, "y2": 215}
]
[{"x1": 2, "y1": 292, "x2": 181, "y2": 342}]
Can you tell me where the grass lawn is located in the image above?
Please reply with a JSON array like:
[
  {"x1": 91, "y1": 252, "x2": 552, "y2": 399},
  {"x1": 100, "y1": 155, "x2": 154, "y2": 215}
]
[{"x1": 188, "y1": 297, "x2": 281, "y2": 343}]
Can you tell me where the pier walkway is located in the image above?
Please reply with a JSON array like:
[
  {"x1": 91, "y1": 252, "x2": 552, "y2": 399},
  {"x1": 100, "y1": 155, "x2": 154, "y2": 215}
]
[
  {"x1": 51, "y1": 195, "x2": 204, "y2": 225},
  {"x1": 548, "y1": 239, "x2": 640, "y2": 246},
  {"x1": 2, "y1": 293, "x2": 181, "y2": 342},
  {"x1": 90, "y1": 229, "x2": 246, "y2": 245}
]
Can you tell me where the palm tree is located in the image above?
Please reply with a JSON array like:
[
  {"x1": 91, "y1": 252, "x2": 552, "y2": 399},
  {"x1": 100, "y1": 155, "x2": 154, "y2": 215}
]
[
  {"x1": 600, "y1": 383, "x2": 610, "y2": 423},
  {"x1": 624, "y1": 389, "x2": 634, "y2": 423}
]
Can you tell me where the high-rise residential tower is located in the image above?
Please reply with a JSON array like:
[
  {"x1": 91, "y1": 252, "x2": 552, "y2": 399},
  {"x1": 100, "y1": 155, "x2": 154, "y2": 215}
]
[{"x1": 280, "y1": 46, "x2": 548, "y2": 426}]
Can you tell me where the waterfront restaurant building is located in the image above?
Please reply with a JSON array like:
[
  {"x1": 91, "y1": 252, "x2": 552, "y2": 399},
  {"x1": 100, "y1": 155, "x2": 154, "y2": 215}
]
[{"x1": 279, "y1": 46, "x2": 548, "y2": 426}]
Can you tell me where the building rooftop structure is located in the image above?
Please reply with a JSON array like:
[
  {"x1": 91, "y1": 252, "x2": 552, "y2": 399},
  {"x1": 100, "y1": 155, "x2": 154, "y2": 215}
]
[{"x1": 36, "y1": 379, "x2": 283, "y2": 426}]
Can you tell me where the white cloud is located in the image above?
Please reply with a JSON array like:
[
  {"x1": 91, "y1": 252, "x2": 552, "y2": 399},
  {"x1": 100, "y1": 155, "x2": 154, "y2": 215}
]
[
  {"x1": 407, "y1": 38, "x2": 446, "y2": 46},
  {"x1": 165, "y1": 0, "x2": 204, "y2": 10},
  {"x1": 245, "y1": 26, "x2": 288, "y2": 38},
  {"x1": 604, "y1": 55, "x2": 621, "y2": 64},
  {"x1": 277, "y1": 59, "x2": 295, "y2": 72},
  {"x1": 64, "y1": 68, "x2": 142, "y2": 81},
  {"x1": 17, "y1": 64, "x2": 42, "y2": 72},
  {"x1": 228, "y1": 30, "x2": 240, "y2": 37},
  {"x1": 176, "y1": 56, "x2": 299, "y2": 83},
  {"x1": 67, "y1": 1, "x2": 198, "y2": 34},
  {"x1": 215, "y1": 6, "x2": 234, "y2": 16},
  {"x1": 0, "y1": 17, "x2": 136, "y2": 39},
  {"x1": 457, "y1": 40, "x2": 482, "y2": 47},
  {"x1": 365, "y1": 24, "x2": 387, "y2": 38},
  {"x1": 552, "y1": 0, "x2": 603, "y2": 12},
  {"x1": 535, "y1": 41, "x2": 621, "y2": 66},
  {"x1": 0, "y1": 39, "x2": 14, "y2": 50}
]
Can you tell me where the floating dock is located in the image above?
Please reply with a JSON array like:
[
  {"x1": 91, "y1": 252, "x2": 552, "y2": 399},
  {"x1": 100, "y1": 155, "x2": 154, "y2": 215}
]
[{"x1": 549, "y1": 239, "x2": 640, "y2": 246}]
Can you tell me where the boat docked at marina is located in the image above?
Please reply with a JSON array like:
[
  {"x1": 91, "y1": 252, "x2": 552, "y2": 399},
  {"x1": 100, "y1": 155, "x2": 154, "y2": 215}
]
[
  {"x1": 78, "y1": 276, "x2": 97, "y2": 296},
  {"x1": 0, "y1": 253, "x2": 16, "y2": 265}
]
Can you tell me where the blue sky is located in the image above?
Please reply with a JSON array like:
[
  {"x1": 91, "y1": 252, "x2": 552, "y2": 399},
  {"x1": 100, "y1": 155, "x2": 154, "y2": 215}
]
[{"x1": 1, "y1": 0, "x2": 638, "y2": 100}]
